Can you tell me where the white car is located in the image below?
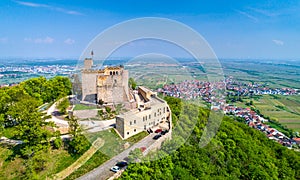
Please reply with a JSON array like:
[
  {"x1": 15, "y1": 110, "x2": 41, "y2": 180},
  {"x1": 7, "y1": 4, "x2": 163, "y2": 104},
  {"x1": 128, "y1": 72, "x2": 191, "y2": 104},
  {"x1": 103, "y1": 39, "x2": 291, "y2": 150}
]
[{"x1": 110, "y1": 166, "x2": 120, "y2": 173}]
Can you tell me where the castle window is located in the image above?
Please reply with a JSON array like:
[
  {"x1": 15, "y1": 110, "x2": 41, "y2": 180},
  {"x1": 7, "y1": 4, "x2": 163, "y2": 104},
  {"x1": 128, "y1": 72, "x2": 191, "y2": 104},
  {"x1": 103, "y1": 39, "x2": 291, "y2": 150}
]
[
  {"x1": 134, "y1": 120, "x2": 136, "y2": 124},
  {"x1": 134, "y1": 129, "x2": 136, "y2": 132},
  {"x1": 113, "y1": 71, "x2": 116, "y2": 75},
  {"x1": 127, "y1": 132, "x2": 129, "y2": 135},
  {"x1": 130, "y1": 121, "x2": 132, "y2": 125},
  {"x1": 110, "y1": 71, "x2": 112, "y2": 75},
  {"x1": 116, "y1": 71, "x2": 119, "y2": 75},
  {"x1": 149, "y1": 115, "x2": 151, "y2": 119}
]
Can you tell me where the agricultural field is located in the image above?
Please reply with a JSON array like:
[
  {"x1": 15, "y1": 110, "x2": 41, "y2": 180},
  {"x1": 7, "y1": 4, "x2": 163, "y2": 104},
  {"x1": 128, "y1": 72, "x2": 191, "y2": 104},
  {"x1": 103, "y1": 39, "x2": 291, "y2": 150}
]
[
  {"x1": 221, "y1": 59, "x2": 300, "y2": 89},
  {"x1": 251, "y1": 95, "x2": 300, "y2": 132}
]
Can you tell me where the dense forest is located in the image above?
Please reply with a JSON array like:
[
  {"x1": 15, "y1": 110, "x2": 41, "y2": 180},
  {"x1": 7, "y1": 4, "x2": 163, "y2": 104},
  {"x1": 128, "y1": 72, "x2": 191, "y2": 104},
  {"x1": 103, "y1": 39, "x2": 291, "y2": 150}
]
[{"x1": 120, "y1": 97, "x2": 300, "y2": 180}]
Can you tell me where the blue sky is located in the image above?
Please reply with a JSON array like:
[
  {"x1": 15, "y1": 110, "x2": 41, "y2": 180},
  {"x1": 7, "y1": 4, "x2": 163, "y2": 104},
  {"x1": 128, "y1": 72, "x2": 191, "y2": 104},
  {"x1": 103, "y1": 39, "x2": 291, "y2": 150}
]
[{"x1": 0, "y1": 0, "x2": 300, "y2": 59}]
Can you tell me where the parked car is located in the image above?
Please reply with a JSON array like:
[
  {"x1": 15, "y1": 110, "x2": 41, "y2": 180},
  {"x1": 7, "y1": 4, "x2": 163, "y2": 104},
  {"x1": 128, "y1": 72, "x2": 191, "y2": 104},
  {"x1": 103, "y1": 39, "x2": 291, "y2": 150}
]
[
  {"x1": 116, "y1": 161, "x2": 128, "y2": 168},
  {"x1": 153, "y1": 134, "x2": 162, "y2": 140},
  {"x1": 161, "y1": 129, "x2": 169, "y2": 135},
  {"x1": 140, "y1": 146, "x2": 147, "y2": 152},
  {"x1": 155, "y1": 129, "x2": 162, "y2": 133},
  {"x1": 110, "y1": 166, "x2": 120, "y2": 172}
]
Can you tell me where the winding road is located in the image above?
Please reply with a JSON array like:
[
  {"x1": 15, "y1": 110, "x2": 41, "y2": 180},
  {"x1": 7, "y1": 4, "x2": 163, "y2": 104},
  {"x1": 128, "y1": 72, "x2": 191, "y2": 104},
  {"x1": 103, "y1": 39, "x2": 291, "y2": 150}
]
[{"x1": 77, "y1": 133, "x2": 158, "y2": 180}]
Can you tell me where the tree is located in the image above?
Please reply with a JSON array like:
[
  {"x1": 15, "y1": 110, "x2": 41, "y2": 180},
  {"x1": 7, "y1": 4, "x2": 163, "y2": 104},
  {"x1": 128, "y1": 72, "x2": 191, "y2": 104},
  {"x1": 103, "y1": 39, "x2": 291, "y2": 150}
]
[
  {"x1": 0, "y1": 113, "x2": 4, "y2": 136},
  {"x1": 7, "y1": 97, "x2": 52, "y2": 156},
  {"x1": 68, "y1": 116, "x2": 81, "y2": 137},
  {"x1": 129, "y1": 77, "x2": 137, "y2": 90},
  {"x1": 164, "y1": 96, "x2": 182, "y2": 118},
  {"x1": 69, "y1": 134, "x2": 90, "y2": 155},
  {"x1": 68, "y1": 117, "x2": 90, "y2": 155},
  {"x1": 57, "y1": 97, "x2": 70, "y2": 114},
  {"x1": 52, "y1": 131, "x2": 63, "y2": 149},
  {"x1": 20, "y1": 77, "x2": 47, "y2": 103},
  {"x1": 53, "y1": 138, "x2": 63, "y2": 149}
]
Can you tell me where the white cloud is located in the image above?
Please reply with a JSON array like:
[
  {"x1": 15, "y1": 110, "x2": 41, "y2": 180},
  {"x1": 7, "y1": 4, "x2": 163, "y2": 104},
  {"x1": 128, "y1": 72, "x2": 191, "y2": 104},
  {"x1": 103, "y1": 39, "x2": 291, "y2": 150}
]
[
  {"x1": 0, "y1": 37, "x2": 8, "y2": 43},
  {"x1": 248, "y1": 7, "x2": 280, "y2": 17},
  {"x1": 24, "y1": 37, "x2": 54, "y2": 44},
  {"x1": 235, "y1": 10, "x2": 259, "y2": 23},
  {"x1": 14, "y1": 1, "x2": 83, "y2": 15},
  {"x1": 14, "y1": 1, "x2": 48, "y2": 8},
  {"x1": 272, "y1": 39, "x2": 284, "y2": 46},
  {"x1": 64, "y1": 38, "x2": 75, "y2": 45}
]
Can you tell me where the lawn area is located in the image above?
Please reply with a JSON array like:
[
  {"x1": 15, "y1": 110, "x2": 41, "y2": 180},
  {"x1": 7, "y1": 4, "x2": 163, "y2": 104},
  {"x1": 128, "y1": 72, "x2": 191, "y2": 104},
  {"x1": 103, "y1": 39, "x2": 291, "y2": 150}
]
[
  {"x1": 84, "y1": 129, "x2": 125, "y2": 158},
  {"x1": 64, "y1": 150, "x2": 109, "y2": 180},
  {"x1": 126, "y1": 131, "x2": 148, "y2": 144},
  {"x1": 73, "y1": 104, "x2": 97, "y2": 111},
  {"x1": 0, "y1": 146, "x2": 78, "y2": 180}
]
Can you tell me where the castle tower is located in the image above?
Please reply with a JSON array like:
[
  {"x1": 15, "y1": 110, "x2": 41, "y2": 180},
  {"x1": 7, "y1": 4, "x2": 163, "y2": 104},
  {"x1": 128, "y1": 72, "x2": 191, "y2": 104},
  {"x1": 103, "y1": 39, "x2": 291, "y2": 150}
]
[
  {"x1": 84, "y1": 58, "x2": 93, "y2": 69},
  {"x1": 96, "y1": 66, "x2": 129, "y2": 104}
]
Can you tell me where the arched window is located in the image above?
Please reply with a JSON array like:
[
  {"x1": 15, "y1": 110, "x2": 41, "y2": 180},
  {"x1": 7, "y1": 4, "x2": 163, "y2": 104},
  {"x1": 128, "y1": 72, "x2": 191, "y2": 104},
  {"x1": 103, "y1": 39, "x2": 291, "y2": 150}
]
[
  {"x1": 110, "y1": 71, "x2": 112, "y2": 75},
  {"x1": 116, "y1": 71, "x2": 119, "y2": 75},
  {"x1": 113, "y1": 71, "x2": 116, "y2": 75}
]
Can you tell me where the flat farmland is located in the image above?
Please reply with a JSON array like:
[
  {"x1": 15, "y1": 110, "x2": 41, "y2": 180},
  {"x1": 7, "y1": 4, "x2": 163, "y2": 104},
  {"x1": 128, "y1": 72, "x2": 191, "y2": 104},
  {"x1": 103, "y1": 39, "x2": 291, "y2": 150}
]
[
  {"x1": 222, "y1": 59, "x2": 300, "y2": 89},
  {"x1": 253, "y1": 95, "x2": 300, "y2": 131},
  {"x1": 126, "y1": 63, "x2": 207, "y2": 89}
]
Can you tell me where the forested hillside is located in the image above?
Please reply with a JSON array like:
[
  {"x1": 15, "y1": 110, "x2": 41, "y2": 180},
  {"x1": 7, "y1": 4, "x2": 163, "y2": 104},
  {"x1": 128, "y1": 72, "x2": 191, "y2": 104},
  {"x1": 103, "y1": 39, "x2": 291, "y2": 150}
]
[{"x1": 120, "y1": 97, "x2": 300, "y2": 180}]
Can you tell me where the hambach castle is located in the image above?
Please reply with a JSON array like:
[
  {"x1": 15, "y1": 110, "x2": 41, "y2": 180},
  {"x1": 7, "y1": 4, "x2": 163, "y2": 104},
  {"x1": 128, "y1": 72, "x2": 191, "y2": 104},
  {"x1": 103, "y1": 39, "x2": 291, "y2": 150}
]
[{"x1": 80, "y1": 57, "x2": 171, "y2": 139}]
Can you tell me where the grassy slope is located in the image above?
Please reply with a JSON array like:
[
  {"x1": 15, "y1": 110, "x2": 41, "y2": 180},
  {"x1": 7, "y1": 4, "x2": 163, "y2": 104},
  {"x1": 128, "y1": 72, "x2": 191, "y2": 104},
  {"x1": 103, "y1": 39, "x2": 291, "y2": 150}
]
[{"x1": 0, "y1": 147, "x2": 78, "y2": 180}]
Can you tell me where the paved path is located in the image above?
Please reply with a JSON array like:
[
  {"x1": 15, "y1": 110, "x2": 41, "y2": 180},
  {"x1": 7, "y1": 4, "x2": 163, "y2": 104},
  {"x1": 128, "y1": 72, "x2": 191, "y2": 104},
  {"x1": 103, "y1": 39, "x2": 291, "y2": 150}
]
[
  {"x1": 0, "y1": 136, "x2": 23, "y2": 145},
  {"x1": 77, "y1": 133, "x2": 157, "y2": 180},
  {"x1": 53, "y1": 138, "x2": 104, "y2": 180},
  {"x1": 46, "y1": 100, "x2": 69, "y2": 126}
]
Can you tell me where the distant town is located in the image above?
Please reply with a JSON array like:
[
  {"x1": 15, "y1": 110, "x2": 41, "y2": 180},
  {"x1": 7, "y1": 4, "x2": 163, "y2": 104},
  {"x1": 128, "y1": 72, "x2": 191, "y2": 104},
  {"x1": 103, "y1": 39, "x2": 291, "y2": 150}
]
[
  {"x1": 0, "y1": 64, "x2": 76, "y2": 87},
  {"x1": 159, "y1": 79, "x2": 300, "y2": 149}
]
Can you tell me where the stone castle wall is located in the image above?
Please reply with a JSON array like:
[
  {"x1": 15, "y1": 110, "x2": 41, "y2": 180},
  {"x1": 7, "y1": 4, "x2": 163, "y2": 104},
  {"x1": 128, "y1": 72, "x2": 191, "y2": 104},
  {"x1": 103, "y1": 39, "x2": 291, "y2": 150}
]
[
  {"x1": 97, "y1": 69, "x2": 129, "y2": 103},
  {"x1": 82, "y1": 71, "x2": 97, "y2": 102}
]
